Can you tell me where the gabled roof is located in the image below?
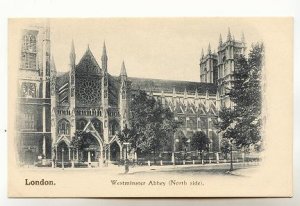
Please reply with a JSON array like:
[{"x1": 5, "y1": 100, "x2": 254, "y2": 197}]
[{"x1": 76, "y1": 47, "x2": 101, "y2": 75}]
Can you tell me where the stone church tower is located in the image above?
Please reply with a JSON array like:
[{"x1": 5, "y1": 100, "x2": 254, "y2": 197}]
[
  {"x1": 200, "y1": 28, "x2": 246, "y2": 108},
  {"x1": 17, "y1": 21, "x2": 52, "y2": 165}
]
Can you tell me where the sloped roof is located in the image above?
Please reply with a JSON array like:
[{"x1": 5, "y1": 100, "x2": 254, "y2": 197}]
[
  {"x1": 75, "y1": 47, "x2": 101, "y2": 75},
  {"x1": 128, "y1": 77, "x2": 217, "y2": 95},
  {"x1": 56, "y1": 71, "x2": 69, "y2": 90}
]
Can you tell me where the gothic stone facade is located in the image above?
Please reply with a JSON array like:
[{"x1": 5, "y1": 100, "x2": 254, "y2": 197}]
[{"x1": 16, "y1": 23, "x2": 246, "y2": 166}]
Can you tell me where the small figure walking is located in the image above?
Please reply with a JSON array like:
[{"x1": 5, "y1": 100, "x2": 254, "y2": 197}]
[{"x1": 124, "y1": 159, "x2": 129, "y2": 174}]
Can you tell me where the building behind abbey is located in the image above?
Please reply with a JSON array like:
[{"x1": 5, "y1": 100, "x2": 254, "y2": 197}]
[{"x1": 16, "y1": 22, "x2": 246, "y2": 166}]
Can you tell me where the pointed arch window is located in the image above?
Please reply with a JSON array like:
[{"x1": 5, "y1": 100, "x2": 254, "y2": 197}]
[
  {"x1": 58, "y1": 119, "x2": 70, "y2": 135},
  {"x1": 76, "y1": 119, "x2": 87, "y2": 131},
  {"x1": 22, "y1": 111, "x2": 36, "y2": 130},
  {"x1": 91, "y1": 118, "x2": 103, "y2": 135},
  {"x1": 21, "y1": 33, "x2": 37, "y2": 70},
  {"x1": 23, "y1": 34, "x2": 37, "y2": 53}
]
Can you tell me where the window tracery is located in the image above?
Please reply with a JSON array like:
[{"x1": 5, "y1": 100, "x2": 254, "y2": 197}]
[
  {"x1": 58, "y1": 119, "x2": 70, "y2": 135},
  {"x1": 77, "y1": 119, "x2": 87, "y2": 131},
  {"x1": 76, "y1": 79, "x2": 101, "y2": 105},
  {"x1": 21, "y1": 82, "x2": 36, "y2": 98},
  {"x1": 21, "y1": 33, "x2": 37, "y2": 69},
  {"x1": 22, "y1": 112, "x2": 36, "y2": 130}
]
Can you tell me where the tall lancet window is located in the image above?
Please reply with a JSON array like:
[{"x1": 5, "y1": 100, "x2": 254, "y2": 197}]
[
  {"x1": 58, "y1": 119, "x2": 70, "y2": 135},
  {"x1": 21, "y1": 32, "x2": 37, "y2": 70},
  {"x1": 22, "y1": 112, "x2": 36, "y2": 130}
]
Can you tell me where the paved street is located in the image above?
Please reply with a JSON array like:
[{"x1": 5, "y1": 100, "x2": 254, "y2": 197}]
[{"x1": 20, "y1": 162, "x2": 260, "y2": 178}]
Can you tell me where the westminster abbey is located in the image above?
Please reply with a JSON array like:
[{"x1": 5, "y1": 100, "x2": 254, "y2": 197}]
[{"x1": 16, "y1": 22, "x2": 246, "y2": 167}]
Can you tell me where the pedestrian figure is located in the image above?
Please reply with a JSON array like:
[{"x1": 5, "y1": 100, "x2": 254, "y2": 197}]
[{"x1": 124, "y1": 159, "x2": 129, "y2": 174}]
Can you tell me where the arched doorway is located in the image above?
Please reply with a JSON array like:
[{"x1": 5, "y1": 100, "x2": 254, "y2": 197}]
[
  {"x1": 110, "y1": 141, "x2": 121, "y2": 162},
  {"x1": 81, "y1": 132, "x2": 101, "y2": 163},
  {"x1": 57, "y1": 141, "x2": 69, "y2": 163}
]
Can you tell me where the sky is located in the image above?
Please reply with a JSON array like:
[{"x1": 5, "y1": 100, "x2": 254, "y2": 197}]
[{"x1": 50, "y1": 18, "x2": 263, "y2": 82}]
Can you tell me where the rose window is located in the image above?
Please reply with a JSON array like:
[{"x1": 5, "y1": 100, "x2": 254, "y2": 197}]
[{"x1": 77, "y1": 79, "x2": 101, "y2": 105}]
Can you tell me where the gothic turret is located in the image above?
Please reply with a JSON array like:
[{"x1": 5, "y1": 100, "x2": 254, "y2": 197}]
[
  {"x1": 119, "y1": 61, "x2": 128, "y2": 131},
  {"x1": 69, "y1": 40, "x2": 76, "y2": 137},
  {"x1": 101, "y1": 41, "x2": 109, "y2": 144},
  {"x1": 50, "y1": 56, "x2": 57, "y2": 165},
  {"x1": 70, "y1": 39, "x2": 76, "y2": 66},
  {"x1": 120, "y1": 60, "x2": 127, "y2": 77},
  {"x1": 227, "y1": 28, "x2": 232, "y2": 41},
  {"x1": 101, "y1": 41, "x2": 108, "y2": 72},
  {"x1": 219, "y1": 33, "x2": 223, "y2": 47},
  {"x1": 207, "y1": 43, "x2": 211, "y2": 54}
]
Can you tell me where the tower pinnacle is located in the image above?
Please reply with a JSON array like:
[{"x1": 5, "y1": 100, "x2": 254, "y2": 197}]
[
  {"x1": 101, "y1": 41, "x2": 108, "y2": 71},
  {"x1": 102, "y1": 41, "x2": 107, "y2": 57},
  {"x1": 207, "y1": 43, "x2": 211, "y2": 54},
  {"x1": 227, "y1": 28, "x2": 232, "y2": 41},
  {"x1": 70, "y1": 39, "x2": 76, "y2": 65},
  {"x1": 120, "y1": 60, "x2": 127, "y2": 76},
  {"x1": 219, "y1": 33, "x2": 223, "y2": 46}
]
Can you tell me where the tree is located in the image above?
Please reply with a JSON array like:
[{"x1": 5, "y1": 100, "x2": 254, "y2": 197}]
[
  {"x1": 219, "y1": 43, "x2": 264, "y2": 149},
  {"x1": 218, "y1": 43, "x2": 264, "y2": 170},
  {"x1": 220, "y1": 138, "x2": 236, "y2": 159},
  {"x1": 70, "y1": 131, "x2": 85, "y2": 151},
  {"x1": 70, "y1": 131, "x2": 87, "y2": 162},
  {"x1": 190, "y1": 131, "x2": 210, "y2": 164},
  {"x1": 127, "y1": 90, "x2": 182, "y2": 163},
  {"x1": 177, "y1": 132, "x2": 188, "y2": 152}
]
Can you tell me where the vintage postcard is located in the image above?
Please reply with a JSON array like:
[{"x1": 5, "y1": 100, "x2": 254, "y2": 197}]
[{"x1": 7, "y1": 18, "x2": 293, "y2": 197}]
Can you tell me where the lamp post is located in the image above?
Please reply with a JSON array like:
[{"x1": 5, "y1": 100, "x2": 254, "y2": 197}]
[
  {"x1": 123, "y1": 142, "x2": 130, "y2": 173},
  {"x1": 230, "y1": 144, "x2": 233, "y2": 171},
  {"x1": 62, "y1": 148, "x2": 64, "y2": 170}
]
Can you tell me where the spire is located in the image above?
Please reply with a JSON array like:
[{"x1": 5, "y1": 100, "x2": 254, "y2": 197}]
[
  {"x1": 207, "y1": 43, "x2": 211, "y2": 54},
  {"x1": 219, "y1": 33, "x2": 223, "y2": 46},
  {"x1": 102, "y1": 41, "x2": 107, "y2": 57},
  {"x1": 227, "y1": 27, "x2": 232, "y2": 41},
  {"x1": 201, "y1": 48, "x2": 204, "y2": 59},
  {"x1": 101, "y1": 41, "x2": 108, "y2": 71},
  {"x1": 120, "y1": 60, "x2": 127, "y2": 76},
  {"x1": 70, "y1": 39, "x2": 76, "y2": 65},
  {"x1": 241, "y1": 32, "x2": 245, "y2": 43}
]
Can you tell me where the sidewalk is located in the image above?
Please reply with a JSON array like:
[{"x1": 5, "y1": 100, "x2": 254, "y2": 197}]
[{"x1": 19, "y1": 161, "x2": 260, "y2": 176}]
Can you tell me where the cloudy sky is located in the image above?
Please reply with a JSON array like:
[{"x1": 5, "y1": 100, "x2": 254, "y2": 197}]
[{"x1": 50, "y1": 18, "x2": 263, "y2": 82}]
